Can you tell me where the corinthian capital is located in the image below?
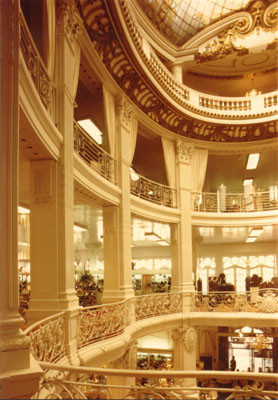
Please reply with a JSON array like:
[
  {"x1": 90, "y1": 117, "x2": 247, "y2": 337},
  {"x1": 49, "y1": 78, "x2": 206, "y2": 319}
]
[
  {"x1": 115, "y1": 97, "x2": 135, "y2": 128},
  {"x1": 176, "y1": 140, "x2": 194, "y2": 164},
  {"x1": 57, "y1": 0, "x2": 82, "y2": 41}
]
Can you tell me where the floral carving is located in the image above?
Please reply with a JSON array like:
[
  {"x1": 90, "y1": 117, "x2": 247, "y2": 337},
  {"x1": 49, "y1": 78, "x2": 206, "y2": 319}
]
[
  {"x1": 135, "y1": 293, "x2": 182, "y2": 320},
  {"x1": 257, "y1": 290, "x2": 278, "y2": 313},
  {"x1": 172, "y1": 327, "x2": 197, "y2": 353},
  {"x1": 57, "y1": 0, "x2": 82, "y2": 42}
]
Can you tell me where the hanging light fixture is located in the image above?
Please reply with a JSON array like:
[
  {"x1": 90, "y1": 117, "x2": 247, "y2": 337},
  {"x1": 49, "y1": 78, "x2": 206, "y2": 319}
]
[{"x1": 245, "y1": 333, "x2": 272, "y2": 351}]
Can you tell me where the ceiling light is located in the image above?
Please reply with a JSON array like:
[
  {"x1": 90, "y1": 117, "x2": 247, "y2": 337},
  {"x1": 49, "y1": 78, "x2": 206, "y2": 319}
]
[
  {"x1": 249, "y1": 228, "x2": 263, "y2": 237},
  {"x1": 130, "y1": 168, "x2": 140, "y2": 181},
  {"x1": 243, "y1": 178, "x2": 253, "y2": 186},
  {"x1": 74, "y1": 224, "x2": 88, "y2": 232},
  {"x1": 18, "y1": 206, "x2": 30, "y2": 214},
  {"x1": 246, "y1": 237, "x2": 256, "y2": 243},
  {"x1": 144, "y1": 232, "x2": 161, "y2": 241},
  {"x1": 157, "y1": 240, "x2": 169, "y2": 246},
  {"x1": 78, "y1": 119, "x2": 102, "y2": 145},
  {"x1": 246, "y1": 153, "x2": 260, "y2": 170}
]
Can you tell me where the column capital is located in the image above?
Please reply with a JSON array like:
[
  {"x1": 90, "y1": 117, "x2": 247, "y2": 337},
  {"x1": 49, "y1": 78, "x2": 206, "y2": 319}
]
[
  {"x1": 115, "y1": 97, "x2": 135, "y2": 129},
  {"x1": 57, "y1": 0, "x2": 82, "y2": 42},
  {"x1": 176, "y1": 140, "x2": 194, "y2": 164},
  {"x1": 172, "y1": 327, "x2": 197, "y2": 353}
]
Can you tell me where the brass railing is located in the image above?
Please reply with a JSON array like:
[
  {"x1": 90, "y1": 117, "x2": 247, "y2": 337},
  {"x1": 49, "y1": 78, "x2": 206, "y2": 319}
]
[
  {"x1": 20, "y1": 12, "x2": 54, "y2": 115},
  {"x1": 192, "y1": 289, "x2": 278, "y2": 313},
  {"x1": 192, "y1": 190, "x2": 278, "y2": 213},
  {"x1": 74, "y1": 121, "x2": 116, "y2": 183},
  {"x1": 34, "y1": 362, "x2": 278, "y2": 400},
  {"x1": 130, "y1": 173, "x2": 177, "y2": 208}
]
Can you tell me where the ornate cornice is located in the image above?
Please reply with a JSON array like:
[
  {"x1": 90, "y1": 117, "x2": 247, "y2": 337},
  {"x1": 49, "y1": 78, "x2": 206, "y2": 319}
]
[{"x1": 76, "y1": 0, "x2": 278, "y2": 143}]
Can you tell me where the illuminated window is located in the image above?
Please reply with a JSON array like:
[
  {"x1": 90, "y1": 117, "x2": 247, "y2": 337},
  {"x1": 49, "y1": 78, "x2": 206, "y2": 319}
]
[{"x1": 198, "y1": 257, "x2": 216, "y2": 293}]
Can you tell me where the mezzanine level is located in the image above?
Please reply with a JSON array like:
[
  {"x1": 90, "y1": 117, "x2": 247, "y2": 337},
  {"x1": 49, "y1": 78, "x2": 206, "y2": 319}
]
[{"x1": 23, "y1": 290, "x2": 278, "y2": 399}]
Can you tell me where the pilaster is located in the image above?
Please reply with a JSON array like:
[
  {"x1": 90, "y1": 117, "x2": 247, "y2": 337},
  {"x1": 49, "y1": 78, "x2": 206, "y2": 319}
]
[
  {"x1": 172, "y1": 327, "x2": 197, "y2": 387},
  {"x1": 102, "y1": 98, "x2": 137, "y2": 302},
  {"x1": 171, "y1": 141, "x2": 195, "y2": 296}
]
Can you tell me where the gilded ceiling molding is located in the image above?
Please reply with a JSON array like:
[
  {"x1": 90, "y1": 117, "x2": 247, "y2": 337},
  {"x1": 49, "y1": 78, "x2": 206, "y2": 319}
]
[
  {"x1": 195, "y1": 0, "x2": 278, "y2": 63},
  {"x1": 57, "y1": 0, "x2": 82, "y2": 42},
  {"x1": 176, "y1": 140, "x2": 194, "y2": 164},
  {"x1": 77, "y1": 0, "x2": 277, "y2": 143}
]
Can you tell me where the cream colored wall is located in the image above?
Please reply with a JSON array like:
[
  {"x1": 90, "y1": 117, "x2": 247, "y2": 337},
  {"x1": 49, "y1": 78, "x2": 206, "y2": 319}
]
[{"x1": 19, "y1": 153, "x2": 30, "y2": 206}]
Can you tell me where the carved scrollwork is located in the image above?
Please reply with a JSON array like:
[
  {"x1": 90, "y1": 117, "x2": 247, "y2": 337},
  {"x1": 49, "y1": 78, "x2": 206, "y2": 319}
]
[
  {"x1": 172, "y1": 327, "x2": 197, "y2": 353},
  {"x1": 57, "y1": 0, "x2": 82, "y2": 41},
  {"x1": 195, "y1": 0, "x2": 278, "y2": 64}
]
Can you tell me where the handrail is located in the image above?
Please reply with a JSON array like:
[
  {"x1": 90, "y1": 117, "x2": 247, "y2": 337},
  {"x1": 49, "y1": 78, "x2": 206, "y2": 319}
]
[
  {"x1": 74, "y1": 121, "x2": 116, "y2": 184},
  {"x1": 135, "y1": 292, "x2": 182, "y2": 320},
  {"x1": 192, "y1": 289, "x2": 278, "y2": 313},
  {"x1": 192, "y1": 189, "x2": 278, "y2": 213},
  {"x1": 35, "y1": 361, "x2": 278, "y2": 400},
  {"x1": 130, "y1": 172, "x2": 177, "y2": 208},
  {"x1": 19, "y1": 11, "x2": 55, "y2": 116}
]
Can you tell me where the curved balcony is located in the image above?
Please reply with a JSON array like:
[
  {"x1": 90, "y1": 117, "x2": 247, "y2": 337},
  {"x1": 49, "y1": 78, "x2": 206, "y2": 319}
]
[
  {"x1": 130, "y1": 173, "x2": 177, "y2": 208},
  {"x1": 24, "y1": 291, "x2": 278, "y2": 399},
  {"x1": 74, "y1": 121, "x2": 116, "y2": 184},
  {"x1": 192, "y1": 190, "x2": 278, "y2": 213},
  {"x1": 20, "y1": 11, "x2": 55, "y2": 120}
]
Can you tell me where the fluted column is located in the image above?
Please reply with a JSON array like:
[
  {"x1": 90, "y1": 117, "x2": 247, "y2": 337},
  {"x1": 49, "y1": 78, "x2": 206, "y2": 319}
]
[
  {"x1": 0, "y1": 0, "x2": 41, "y2": 396},
  {"x1": 102, "y1": 98, "x2": 137, "y2": 302}
]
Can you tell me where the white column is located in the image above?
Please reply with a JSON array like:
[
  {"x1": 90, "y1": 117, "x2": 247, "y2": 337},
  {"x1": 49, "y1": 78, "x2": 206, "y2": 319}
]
[
  {"x1": 102, "y1": 99, "x2": 136, "y2": 302},
  {"x1": 172, "y1": 327, "x2": 197, "y2": 387},
  {"x1": 28, "y1": 160, "x2": 60, "y2": 322},
  {"x1": 0, "y1": 0, "x2": 41, "y2": 396},
  {"x1": 170, "y1": 63, "x2": 183, "y2": 84},
  {"x1": 107, "y1": 341, "x2": 137, "y2": 399},
  {"x1": 171, "y1": 142, "x2": 195, "y2": 296},
  {"x1": 55, "y1": 0, "x2": 81, "y2": 310}
]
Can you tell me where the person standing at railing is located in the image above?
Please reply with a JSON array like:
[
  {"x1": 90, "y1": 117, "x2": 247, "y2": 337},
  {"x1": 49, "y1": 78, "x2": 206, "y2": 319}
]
[{"x1": 230, "y1": 356, "x2": 236, "y2": 371}]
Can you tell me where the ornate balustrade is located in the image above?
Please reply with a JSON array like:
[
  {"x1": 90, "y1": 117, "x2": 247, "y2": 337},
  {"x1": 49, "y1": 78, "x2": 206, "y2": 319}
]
[
  {"x1": 130, "y1": 173, "x2": 177, "y2": 208},
  {"x1": 192, "y1": 190, "x2": 278, "y2": 213},
  {"x1": 24, "y1": 312, "x2": 66, "y2": 363},
  {"x1": 34, "y1": 362, "x2": 278, "y2": 399},
  {"x1": 78, "y1": 300, "x2": 130, "y2": 349},
  {"x1": 74, "y1": 121, "x2": 116, "y2": 184},
  {"x1": 135, "y1": 293, "x2": 182, "y2": 320},
  {"x1": 192, "y1": 289, "x2": 278, "y2": 313},
  {"x1": 20, "y1": 11, "x2": 54, "y2": 116}
]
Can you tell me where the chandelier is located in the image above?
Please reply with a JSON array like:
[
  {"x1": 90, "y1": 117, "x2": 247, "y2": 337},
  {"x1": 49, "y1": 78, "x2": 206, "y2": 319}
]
[
  {"x1": 245, "y1": 334, "x2": 272, "y2": 351},
  {"x1": 245, "y1": 75, "x2": 261, "y2": 97}
]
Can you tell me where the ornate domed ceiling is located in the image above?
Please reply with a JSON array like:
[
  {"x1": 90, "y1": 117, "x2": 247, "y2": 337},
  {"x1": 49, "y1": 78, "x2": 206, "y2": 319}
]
[{"x1": 137, "y1": 0, "x2": 251, "y2": 46}]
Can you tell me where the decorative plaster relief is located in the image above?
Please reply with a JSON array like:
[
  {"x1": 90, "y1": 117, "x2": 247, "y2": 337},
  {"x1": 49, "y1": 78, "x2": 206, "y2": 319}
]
[
  {"x1": 172, "y1": 327, "x2": 197, "y2": 353},
  {"x1": 57, "y1": 0, "x2": 82, "y2": 42},
  {"x1": 176, "y1": 141, "x2": 194, "y2": 164}
]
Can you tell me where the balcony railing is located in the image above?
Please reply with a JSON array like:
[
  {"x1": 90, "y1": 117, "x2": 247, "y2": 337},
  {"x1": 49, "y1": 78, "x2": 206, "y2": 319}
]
[
  {"x1": 192, "y1": 289, "x2": 278, "y2": 313},
  {"x1": 24, "y1": 312, "x2": 66, "y2": 363},
  {"x1": 130, "y1": 173, "x2": 177, "y2": 208},
  {"x1": 34, "y1": 361, "x2": 278, "y2": 400},
  {"x1": 74, "y1": 121, "x2": 116, "y2": 184},
  {"x1": 192, "y1": 190, "x2": 278, "y2": 213},
  {"x1": 135, "y1": 292, "x2": 182, "y2": 320},
  {"x1": 20, "y1": 11, "x2": 54, "y2": 116},
  {"x1": 78, "y1": 300, "x2": 130, "y2": 349}
]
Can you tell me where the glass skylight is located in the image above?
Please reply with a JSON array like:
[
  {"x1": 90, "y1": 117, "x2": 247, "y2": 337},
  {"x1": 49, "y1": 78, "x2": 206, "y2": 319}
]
[{"x1": 138, "y1": 0, "x2": 250, "y2": 45}]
